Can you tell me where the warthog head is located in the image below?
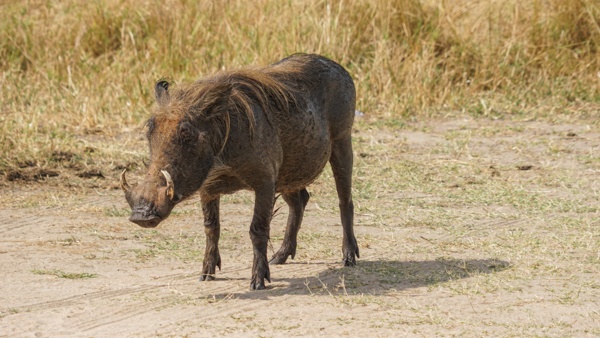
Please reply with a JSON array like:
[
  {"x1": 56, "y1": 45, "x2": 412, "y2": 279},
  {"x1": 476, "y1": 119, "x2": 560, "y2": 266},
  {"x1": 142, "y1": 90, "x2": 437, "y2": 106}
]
[{"x1": 121, "y1": 79, "x2": 231, "y2": 228}]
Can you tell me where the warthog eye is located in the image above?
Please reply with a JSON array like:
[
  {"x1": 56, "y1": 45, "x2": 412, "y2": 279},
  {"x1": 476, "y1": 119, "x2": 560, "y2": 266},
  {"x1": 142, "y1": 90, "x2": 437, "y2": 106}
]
[{"x1": 177, "y1": 122, "x2": 196, "y2": 144}]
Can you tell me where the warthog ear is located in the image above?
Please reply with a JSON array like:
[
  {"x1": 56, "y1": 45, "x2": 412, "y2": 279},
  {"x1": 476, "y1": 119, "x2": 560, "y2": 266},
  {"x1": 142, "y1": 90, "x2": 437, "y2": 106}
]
[{"x1": 155, "y1": 79, "x2": 170, "y2": 106}]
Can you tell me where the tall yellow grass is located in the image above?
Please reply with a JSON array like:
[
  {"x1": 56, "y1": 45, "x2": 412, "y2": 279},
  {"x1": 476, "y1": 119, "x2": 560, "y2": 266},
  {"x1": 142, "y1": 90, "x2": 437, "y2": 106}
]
[{"x1": 0, "y1": 0, "x2": 599, "y2": 170}]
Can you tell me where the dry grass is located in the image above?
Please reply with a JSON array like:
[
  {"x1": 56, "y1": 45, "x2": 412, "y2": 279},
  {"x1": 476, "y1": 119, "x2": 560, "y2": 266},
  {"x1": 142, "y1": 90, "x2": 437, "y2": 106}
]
[{"x1": 0, "y1": 0, "x2": 599, "y2": 173}]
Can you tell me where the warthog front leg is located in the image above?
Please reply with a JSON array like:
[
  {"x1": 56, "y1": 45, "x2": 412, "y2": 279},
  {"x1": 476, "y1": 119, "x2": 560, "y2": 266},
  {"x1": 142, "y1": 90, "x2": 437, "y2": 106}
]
[
  {"x1": 270, "y1": 188, "x2": 310, "y2": 264},
  {"x1": 200, "y1": 197, "x2": 221, "y2": 281},
  {"x1": 330, "y1": 135, "x2": 359, "y2": 266},
  {"x1": 249, "y1": 185, "x2": 275, "y2": 290}
]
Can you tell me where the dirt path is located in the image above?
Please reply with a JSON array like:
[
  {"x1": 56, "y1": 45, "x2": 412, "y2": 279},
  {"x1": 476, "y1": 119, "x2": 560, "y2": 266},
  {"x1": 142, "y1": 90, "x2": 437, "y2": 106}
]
[{"x1": 1, "y1": 118, "x2": 599, "y2": 337}]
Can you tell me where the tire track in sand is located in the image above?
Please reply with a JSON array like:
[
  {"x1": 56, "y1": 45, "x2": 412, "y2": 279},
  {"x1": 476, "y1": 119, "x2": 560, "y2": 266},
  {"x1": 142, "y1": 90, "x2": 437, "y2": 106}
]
[
  {"x1": 76, "y1": 301, "x2": 176, "y2": 332},
  {"x1": 75, "y1": 270, "x2": 255, "y2": 332},
  {"x1": 0, "y1": 212, "x2": 52, "y2": 234},
  {"x1": 1, "y1": 272, "x2": 198, "y2": 315},
  {"x1": 3, "y1": 265, "x2": 257, "y2": 332}
]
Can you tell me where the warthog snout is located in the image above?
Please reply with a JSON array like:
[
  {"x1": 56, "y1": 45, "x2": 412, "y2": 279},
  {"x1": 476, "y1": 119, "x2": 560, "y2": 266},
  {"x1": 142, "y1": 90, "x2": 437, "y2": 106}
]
[
  {"x1": 128, "y1": 207, "x2": 161, "y2": 228},
  {"x1": 120, "y1": 169, "x2": 177, "y2": 228}
]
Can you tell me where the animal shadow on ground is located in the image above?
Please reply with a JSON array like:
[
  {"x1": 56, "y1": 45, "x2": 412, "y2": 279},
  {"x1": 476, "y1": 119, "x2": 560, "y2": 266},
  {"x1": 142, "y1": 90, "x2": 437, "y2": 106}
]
[{"x1": 213, "y1": 258, "x2": 510, "y2": 300}]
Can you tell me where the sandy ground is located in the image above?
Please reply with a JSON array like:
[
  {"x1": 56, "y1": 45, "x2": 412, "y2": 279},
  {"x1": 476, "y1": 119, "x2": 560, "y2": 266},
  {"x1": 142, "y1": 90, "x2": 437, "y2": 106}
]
[{"x1": 1, "y1": 117, "x2": 599, "y2": 337}]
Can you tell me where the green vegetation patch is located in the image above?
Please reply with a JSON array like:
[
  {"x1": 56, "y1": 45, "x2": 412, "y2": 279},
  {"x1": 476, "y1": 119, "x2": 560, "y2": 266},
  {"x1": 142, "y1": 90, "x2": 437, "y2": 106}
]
[{"x1": 32, "y1": 269, "x2": 98, "y2": 279}]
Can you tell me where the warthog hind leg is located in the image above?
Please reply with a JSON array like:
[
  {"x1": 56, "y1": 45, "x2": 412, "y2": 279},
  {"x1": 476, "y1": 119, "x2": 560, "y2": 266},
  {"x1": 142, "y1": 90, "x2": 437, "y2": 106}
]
[
  {"x1": 249, "y1": 184, "x2": 275, "y2": 290},
  {"x1": 270, "y1": 188, "x2": 310, "y2": 264},
  {"x1": 200, "y1": 197, "x2": 222, "y2": 281},
  {"x1": 330, "y1": 135, "x2": 359, "y2": 266}
]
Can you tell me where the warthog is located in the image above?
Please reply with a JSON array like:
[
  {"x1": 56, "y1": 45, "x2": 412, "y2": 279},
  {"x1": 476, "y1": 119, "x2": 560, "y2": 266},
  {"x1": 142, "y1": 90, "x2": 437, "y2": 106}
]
[{"x1": 121, "y1": 54, "x2": 359, "y2": 290}]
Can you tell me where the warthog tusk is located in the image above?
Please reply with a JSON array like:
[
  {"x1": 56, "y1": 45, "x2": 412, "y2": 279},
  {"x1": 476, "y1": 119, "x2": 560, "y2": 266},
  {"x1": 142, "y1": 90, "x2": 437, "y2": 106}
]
[
  {"x1": 120, "y1": 169, "x2": 131, "y2": 192},
  {"x1": 161, "y1": 169, "x2": 175, "y2": 200}
]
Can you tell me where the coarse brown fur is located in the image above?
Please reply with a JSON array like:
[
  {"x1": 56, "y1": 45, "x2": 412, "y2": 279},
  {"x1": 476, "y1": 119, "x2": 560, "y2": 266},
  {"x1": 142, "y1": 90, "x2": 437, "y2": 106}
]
[{"x1": 122, "y1": 54, "x2": 359, "y2": 290}]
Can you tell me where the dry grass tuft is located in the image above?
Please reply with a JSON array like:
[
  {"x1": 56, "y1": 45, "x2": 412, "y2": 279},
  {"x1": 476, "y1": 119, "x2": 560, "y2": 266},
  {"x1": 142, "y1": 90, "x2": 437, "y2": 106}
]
[{"x1": 0, "y1": 0, "x2": 599, "y2": 172}]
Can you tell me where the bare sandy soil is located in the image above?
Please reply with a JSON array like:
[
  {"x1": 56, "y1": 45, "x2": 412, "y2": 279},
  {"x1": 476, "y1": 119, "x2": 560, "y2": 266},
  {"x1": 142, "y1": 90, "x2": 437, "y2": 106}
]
[{"x1": 1, "y1": 117, "x2": 598, "y2": 337}]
